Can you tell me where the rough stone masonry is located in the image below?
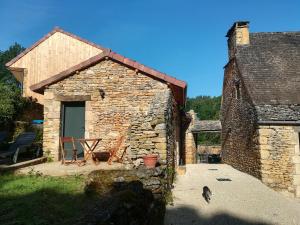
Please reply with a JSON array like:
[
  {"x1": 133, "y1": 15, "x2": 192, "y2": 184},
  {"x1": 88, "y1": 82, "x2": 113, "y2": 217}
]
[
  {"x1": 42, "y1": 59, "x2": 182, "y2": 170},
  {"x1": 222, "y1": 21, "x2": 300, "y2": 198}
]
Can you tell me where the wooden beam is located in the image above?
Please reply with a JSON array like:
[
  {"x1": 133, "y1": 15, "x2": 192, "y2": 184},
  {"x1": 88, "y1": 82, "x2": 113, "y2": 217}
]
[{"x1": 55, "y1": 94, "x2": 91, "y2": 101}]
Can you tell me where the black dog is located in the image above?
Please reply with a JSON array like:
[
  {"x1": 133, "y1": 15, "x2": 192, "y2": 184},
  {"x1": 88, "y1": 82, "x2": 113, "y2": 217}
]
[{"x1": 202, "y1": 186, "x2": 212, "y2": 203}]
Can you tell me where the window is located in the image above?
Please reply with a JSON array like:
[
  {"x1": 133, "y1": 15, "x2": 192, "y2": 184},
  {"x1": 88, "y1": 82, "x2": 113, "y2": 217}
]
[
  {"x1": 235, "y1": 83, "x2": 241, "y2": 99},
  {"x1": 232, "y1": 77, "x2": 241, "y2": 100}
]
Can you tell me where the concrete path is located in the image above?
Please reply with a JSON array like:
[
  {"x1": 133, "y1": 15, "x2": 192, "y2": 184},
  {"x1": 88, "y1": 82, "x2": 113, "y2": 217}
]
[{"x1": 165, "y1": 164, "x2": 300, "y2": 225}]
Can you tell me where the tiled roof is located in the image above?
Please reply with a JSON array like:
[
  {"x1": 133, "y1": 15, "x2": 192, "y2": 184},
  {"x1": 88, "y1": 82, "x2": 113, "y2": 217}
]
[
  {"x1": 30, "y1": 50, "x2": 187, "y2": 105},
  {"x1": 236, "y1": 32, "x2": 300, "y2": 105},
  {"x1": 191, "y1": 120, "x2": 221, "y2": 132},
  {"x1": 5, "y1": 27, "x2": 109, "y2": 67}
]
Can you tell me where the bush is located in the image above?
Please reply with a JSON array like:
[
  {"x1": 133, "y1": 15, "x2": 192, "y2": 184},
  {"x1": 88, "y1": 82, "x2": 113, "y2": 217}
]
[{"x1": 0, "y1": 83, "x2": 26, "y2": 125}]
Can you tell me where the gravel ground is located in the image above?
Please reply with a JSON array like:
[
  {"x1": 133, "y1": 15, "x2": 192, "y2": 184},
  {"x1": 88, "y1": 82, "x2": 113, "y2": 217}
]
[
  {"x1": 16, "y1": 161, "x2": 125, "y2": 176},
  {"x1": 165, "y1": 164, "x2": 300, "y2": 225}
]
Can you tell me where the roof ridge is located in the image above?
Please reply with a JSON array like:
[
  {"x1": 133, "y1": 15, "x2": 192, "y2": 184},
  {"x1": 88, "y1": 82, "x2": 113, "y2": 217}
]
[{"x1": 6, "y1": 27, "x2": 109, "y2": 67}]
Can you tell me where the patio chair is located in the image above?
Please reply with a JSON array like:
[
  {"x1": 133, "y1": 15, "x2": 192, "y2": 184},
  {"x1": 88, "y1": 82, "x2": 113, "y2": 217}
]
[
  {"x1": 59, "y1": 137, "x2": 80, "y2": 165},
  {"x1": 0, "y1": 132, "x2": 37, "y2": 164},
  {"x1": 107, "y1": 136, "x2": 126, "y2": 165}
]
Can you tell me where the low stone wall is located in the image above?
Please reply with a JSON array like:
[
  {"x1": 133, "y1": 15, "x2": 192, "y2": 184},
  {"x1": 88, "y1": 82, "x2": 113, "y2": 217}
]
[
  {"x1": 79, "y1": 165, "x2": 169, "y2": 225},
  {"x1": 197, "y1": 145, "x2": 221, "y2": 154},
  {"x1": 258, "y1": 125, "x2": 300, "y2": 197}
]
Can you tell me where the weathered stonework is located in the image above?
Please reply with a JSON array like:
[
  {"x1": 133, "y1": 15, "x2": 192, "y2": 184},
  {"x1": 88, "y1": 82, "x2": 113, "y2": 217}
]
[
  {"x1": 198, "y1": 145, "x2": 221, "y2": 154},
  {"x1": 221, "y1": 60, "x2": 261, "y2": 178},
  {"x1": 185, "y1": 111, "x2": 197, "y2": 164},
  {"x1": 222, "y1": 23, "x2": 300, "y2": 197},
  {"x1": 258, "y1": 125, "x2": 300, "y2": 197},
  {"x1": 42, "y1": 59, "x2": 182, "y2": 167}
]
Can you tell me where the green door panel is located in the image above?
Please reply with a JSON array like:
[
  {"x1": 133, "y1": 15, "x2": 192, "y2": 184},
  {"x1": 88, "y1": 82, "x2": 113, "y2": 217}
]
[{"x1": 62, "y1": 102, "x2": 85, "y2": 159}]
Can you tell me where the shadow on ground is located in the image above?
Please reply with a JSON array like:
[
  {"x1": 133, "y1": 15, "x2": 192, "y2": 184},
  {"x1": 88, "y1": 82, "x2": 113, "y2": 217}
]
[
  {"x1": 165, "y1": 206, "x2": 272, "y2": 225},
  {"x1": 1, "y1": 171, "x2": 274, "y2": 225},
  {"x1": 0, "y1": 172, "x2": 165, "y2": 225}
]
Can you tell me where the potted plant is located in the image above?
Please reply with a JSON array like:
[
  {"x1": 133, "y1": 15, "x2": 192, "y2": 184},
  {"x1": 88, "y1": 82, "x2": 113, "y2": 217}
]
[{"x1": 142, "y1": 154, "x2": 158, "y2": 168}]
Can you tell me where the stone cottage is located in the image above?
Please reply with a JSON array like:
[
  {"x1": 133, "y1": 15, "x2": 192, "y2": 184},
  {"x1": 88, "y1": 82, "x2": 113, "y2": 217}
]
[
  {"x1": 6, "y1": 27, "x2": 187, "y2": 167},
  {"x1": 221, "y1": 21, "x2": 300, "y2": 197}
]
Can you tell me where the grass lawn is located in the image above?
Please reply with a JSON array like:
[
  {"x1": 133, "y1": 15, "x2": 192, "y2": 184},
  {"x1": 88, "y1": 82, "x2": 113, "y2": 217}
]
[{"x1": 0, "y1": 173, "x2": 95, "y2": 225}]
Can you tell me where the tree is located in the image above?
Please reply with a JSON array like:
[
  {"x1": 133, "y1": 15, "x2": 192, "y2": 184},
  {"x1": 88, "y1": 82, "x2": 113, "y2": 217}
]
[
  {"x1": 186, "y1": 95, "x2": 221, "y2": 120},
  {"x1": 186, "y1": 95, "x2": 222, "y2": 145},
  {"x1": 0, "y1": 43, "x2": 25, "y2": 84},
  {"x1": 0, "y1": 83, "x2": 24, "y2": 123},
  {"x1": 0, "y1": 43, "x2": 25, "y2": 125}
]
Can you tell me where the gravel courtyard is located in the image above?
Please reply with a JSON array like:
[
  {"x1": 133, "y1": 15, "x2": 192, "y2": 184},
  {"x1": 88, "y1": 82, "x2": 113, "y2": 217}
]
[{"x1": 165, "y1": 164, "x2": 300, "y2": 225}]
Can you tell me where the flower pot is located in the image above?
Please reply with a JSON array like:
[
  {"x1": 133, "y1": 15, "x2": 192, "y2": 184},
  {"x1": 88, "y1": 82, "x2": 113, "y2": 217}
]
[{"x1": 143, "y1": 155, "x2": 158, "y2": 168}]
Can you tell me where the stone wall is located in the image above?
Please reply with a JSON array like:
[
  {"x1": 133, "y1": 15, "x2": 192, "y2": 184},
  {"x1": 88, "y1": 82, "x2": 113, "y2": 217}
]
[
  {"x1": 198, "y1": 145, "x2": 221, "y2": 154},
  {"x1": 258, "y1": 125, "x2": 300, "y2": 197},
  {"x1": 80, "y1": 166, "x2": 169, "y2": 225},
  {"x1": 42, "y1": 59, "x2": 181, "y2": 166},
  {"x1": 221, "y1": 60, "x2": 260, "y2": 178},
  {"x1": 185, "y1": 110, "x2": 197, "y2": 164},
  {"x1": 222, "y1": 60, "x2": 300, "y2": 197}
]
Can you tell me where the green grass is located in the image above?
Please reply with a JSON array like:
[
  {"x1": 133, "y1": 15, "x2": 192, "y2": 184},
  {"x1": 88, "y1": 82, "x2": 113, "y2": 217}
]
[{"x1": 0, "y1": 173, "x2": 94, "y2": 225}]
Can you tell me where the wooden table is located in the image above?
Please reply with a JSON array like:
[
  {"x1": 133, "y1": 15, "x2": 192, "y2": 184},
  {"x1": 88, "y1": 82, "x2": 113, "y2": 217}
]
[{"x1": 76, "y1": 138, "x2": 102, "y2": 164}]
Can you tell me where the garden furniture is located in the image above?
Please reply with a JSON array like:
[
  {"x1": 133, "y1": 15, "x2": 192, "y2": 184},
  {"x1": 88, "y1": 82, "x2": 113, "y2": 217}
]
[
  {"x1": 59, "y1": 137, "x2": 80, "y2": 165},
  {"x1": 77, "y1": 138, "x2": 102, "y2": 164},
  {"x1": 0, "y1": 132, "x2": 37, "y2": 164},
  {"x1": 107, "y1": 136, "x2": 126, "y2": 165}
]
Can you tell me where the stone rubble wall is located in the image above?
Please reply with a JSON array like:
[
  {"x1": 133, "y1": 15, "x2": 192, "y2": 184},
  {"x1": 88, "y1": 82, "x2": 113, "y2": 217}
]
[
  {"x1": 43, "y1": 59, "x2": 180, "y2": 166},
  {"x1": 258, "y1": 125, "x2": 300, "y2": 197},
  {"x1": 222, "y1": 60, "x2": 300, "y2": 197},
  {"x1": 197, "y1": 145, "x2": 221, "y2": 154},
  {"x1": 184, "y1": 110, "x2": 197, "y2": 164},
  {"x1": 81, "y1": 166, "x2": 169, "y2": 225},
  {"x1": 221, "y1": 61, "x2": 261, "y2": 178}
]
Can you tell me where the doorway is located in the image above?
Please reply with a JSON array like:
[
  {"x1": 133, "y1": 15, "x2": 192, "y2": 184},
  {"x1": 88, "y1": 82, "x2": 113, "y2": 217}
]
[{"x1": 61, "y1": 101, "x2": 85, "y2": 158}]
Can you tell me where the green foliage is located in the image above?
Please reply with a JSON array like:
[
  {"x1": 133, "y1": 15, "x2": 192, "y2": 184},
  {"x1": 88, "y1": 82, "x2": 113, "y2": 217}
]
[
  {"x1": 186, "y1": 96, "x2": 222, "y2": 145},
  {"x1": 0, "y1": 43, "x2": 26, "y2": 126},
  {"x1": 0, "y1": 43, "x2": 25, "y2": 84},
  {"x1": 186, "y1": 95, "x2": 221, "y2": 120},
  {"x1": 198, "y1": 133, "x2": 221, "y2": 145},
  {"x1": 0, "y1": 82, "x2": 26, "y2": 124}
]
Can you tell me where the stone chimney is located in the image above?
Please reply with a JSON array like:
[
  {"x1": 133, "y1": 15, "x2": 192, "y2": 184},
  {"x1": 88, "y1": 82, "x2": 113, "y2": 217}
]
[{"x1": 226, "y1": 21, "x2": 250, "y2": 59}]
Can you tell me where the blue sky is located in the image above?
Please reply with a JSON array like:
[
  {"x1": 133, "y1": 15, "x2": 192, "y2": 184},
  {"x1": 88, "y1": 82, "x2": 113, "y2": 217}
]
[{"x1": 1, "y1": 0, "x2": 299, "y2": 97}]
